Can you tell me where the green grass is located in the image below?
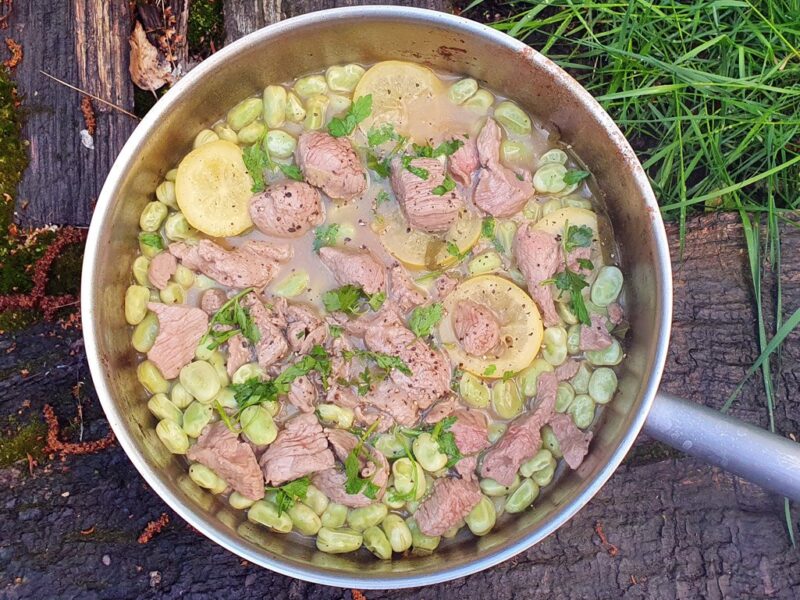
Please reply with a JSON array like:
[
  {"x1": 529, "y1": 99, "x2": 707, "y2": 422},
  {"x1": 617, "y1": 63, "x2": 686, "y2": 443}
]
[{"x1": 463, "y1": 0, "x2": 799, "y2": 542}]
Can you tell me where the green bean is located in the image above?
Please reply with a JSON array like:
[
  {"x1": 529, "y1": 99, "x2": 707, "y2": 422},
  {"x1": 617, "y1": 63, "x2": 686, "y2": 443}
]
[
  {"x1": 303, "y1": 484, "x2": 329, "y2": 516},
  {"x1": 555, "y1": 382, "x2": 576, "y2": 413},
  {"x1": 125, "y1": 285, "x2": 150, "y2": 325},
  {"x1": 229, "y1": 491, "x2": 255, "y2": 510},
  {"x1": 505, "y1": 478, "x2": 539, "y2": 513},
  {"x1": 137, "y1": 360, "x2": 169, "y2": 394},
  {"x1": 193, "y1": 129, "x2": 219, "y2": 148},
  {"x1": 248, "y1": 500, "x2": 293, "y2": 533},
  {"x1": 165, "y1": 168, "x2": 178, "y2": 182},
  {"x1": 213, "y1": 123, "x2": 239, "y2": 143},
  {"x1": 406, "y1": 517, "x2": 440, "y2": 553},
  {"x1": 488, "y1": 422, "x2": 506, "y2": 444},
  {"x1": 556, "y1": 300, "x2": 579, "y2": 326},
  {"x1": 316, "y1": 403, "x2": 355, "y2": 429},
  {"x1": 468, "y1": 250, "x2": 502, "y2": 275},
  {"x1": 491, "y1": 379, "x2": 523, "y2": 420},
  {"x1": 207, "y1": 350, "x2": 230, "y2": 387},
  {"x1": 538, "y1": 148, "x2": 568, "y2": 167},
  {"x1": 288, "y1": 502, "x2": 322, "y2": 535},
  {"x1": 132, "y1": 256, "x2": 151, "y2": 287},
  {"x1": 272, "y1": 269, "x2": 308, "y2": 297},
  {"x1": 232, "y1": 362, "x2": 266, "y2": 385},
  {"x1": 588, "y1": 367, "x2": 617, "y2": 404},
  {"x1": 169, "y1": 382, "x2": 193, "y2": 409},
  {"x1": 294, "y1": 74, "x2": 327, "y2": 99},
  {"x1": 382, "y1": 513, "x2": 412, "y2": 553},
  {"x1": 532, "y1": 461, "x2": 556, "y2": 487},
  {"x1": 159, "y1": 282, "x2": 185, "y2": 305},
  {"x1": 148, "y1": 393, "x2": 183, "y2": 425},
  {"x1": 132, "y1": 311, "x2": 159, "y2": 353},
  {"x1": 156, "y1": 180, "x2": 178, "y2": 209},
  {"x1": 494, "y1": 101, "x2": 531, "y2": 135},
  {"x1": 570, "y1": 363, "x2": 592, "y2": 394},
  {"x1": 189, "y1": 463, "x2": 227, "y2": 494},
  {"x1": 346, "y1": 503, "x2": 388, "y2": 531},
  {"x1": 180, "y1": 361, "x2": 220, "y2": 403},
  {"x1": 542, "y1": 326, "x2": 568, "y2": 366},
  {"x1": 495, "y1": 220, "x2": 517, "y2": 256},
  {"x1": 501, "y1": 140, "x2": 532, "y2": 165},
  {"x1": 448, "y1": 78, "x2": 478, "y2": 104},
  {"x1": 263, "y1": 85, "x2": 287, "y2": 128},
  {"x1": 363, "y1": 526, "x2": 392, "y2": 559},
  {"x1": 374, "y1": 432, "x2": 406, "y2": 459},
  {"x1": 155, "y1": 418, "x2": 189, "y2": 454},
  {"x1": 263, "y1": 131, "x2": 297, "y2": 162},
  {"x1": 586, "y1": 339, "x2": 623, "y2": 366},
  {"x1": 226, "y1": 97, "x2": 263, "y2": 131},
  {"x1": 285, "y1": 91, "x2": 306, "y2": 122},
  {"x1": 464, "y1": 88, "x2": 494, "y2": 113},
  {"x1": 458, "y1": 371, "x2": 490, "y2": 408},
  {"x1": 240, "y1": 405, "x2": 277, "y2": 445},
  {"x1": 320, "y1": 503, "x2": 348, "y2": 529},
  {"x1": 303, "y1": 94, "x2": 329, "y2": 131},
  {"x1": 164, "y1": 212, "x2": 195, "y2": 241},
  {"x1": 517, "y1": 358, "x2": 554, "y2": 397},
  {"x1": 325, "y1": 64, "x2": 365, "y2": 92},
  {"x1": 533, "y1": 163, "x2": 568, "y2": 194},
  {"x1": 173, "y1": 264, "x2": 195, "y2": 289},
  {"x1": 569, "y1": 394, "x2": 596, "y2": 429},
  {"x1": 392, "y1": 457, "x2": 426, "y2": 500},
  {"x1": 480, "y1": 475, "x2": 520, "y2": 497},
  {"x1": 566, "y1": 324, "x2": 582, "y2": 355},
  {"x1": 520, "y1": 448, "x2": 553, "y2": 478},
  {"x1": 590, "y1": 266, "x2": 623, "y2": 307},
  {"x1": 182, "y1": 400, "x2": 212, "y2": 438},
  {"x1": 237, "y1": 120, "x2": 266, "y2": 145},
  {"x1": 327, "y1": 94, "x2": 352, "y2": 116},
  {"x1": 523, "y1": 199, "x2": 542, "y2": 222},
  {"x1": 138, "y1": 232, "x2": 163, "y2": 259},
  {"x1": 316, "y1": 527, "x2": 363, "y2": 554},
  {"x1": 465, "y1": 495, "x2": 496, "y2": 536},
  {"x1": 412, "y1": 433, "x2": 448, "y2": 472},
  {"x1": 540, "y1": 425, "x2": 562, "y2": 458}
]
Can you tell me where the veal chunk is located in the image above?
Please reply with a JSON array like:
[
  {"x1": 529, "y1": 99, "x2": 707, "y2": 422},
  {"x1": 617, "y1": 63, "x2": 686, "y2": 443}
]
[
  {"x1": 415, "y1": 477, "x2": 482, "y2": 537},
  {"x1": 259, "y1": 413, "x2": 334, "y2": 486},
  {"x1": 296, "y1": 132, "x2": 366, "y2": 201},
  {"x1": 241, "y1": 293, "x2": 288, "y2": 369},
  {"x1": 580, "y1": 313, "x2": 613, "y2": 351},
  {"x1": 548, "y1": 413, "x2": 593, "y2": 469},
  {"x1": 452, "y1": 300, "x2": 503, "y2": 357},
  {"x1": 514, "y1": 224, "x2": 562, "y2": 327},
  {"x1": 249, "y1": 181, "x2": 325, "y2": 238},
  {"x1": 319, "y1": 246, "x2": 386, "y2": 295},
  {"x1": 187, "y1": 422, "x2": 264, "y2": 500},
  {"x1": 285, "y1": 303, "x2": 328, "y2": 356},
  {"x1": 389, "y1": 264, "x2": 427, "y2": 314},
  {"x1": 449, "y1": 409, "x2": 490, "y2": 455},
  {"x1": 448, "y1": 134, "x2": 479, "y2": 187},
  {"x1": 147, "y1": 252, "x2": 177, "y2": 290},
  {"x1": 357, "y1": 380, "x2": 420, "y2": 429},
  {"x1": 146, "y1": 302, "x2": 208, "y2": 379},
  {"x1": 390, "y1": 157, "x2": 464, "y2": 233}
]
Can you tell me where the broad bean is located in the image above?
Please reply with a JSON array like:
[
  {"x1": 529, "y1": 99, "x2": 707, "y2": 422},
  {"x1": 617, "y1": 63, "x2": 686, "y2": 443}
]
[
  {"x1": 232, "y1": 362, "x2": 266, "y2": 385},
  {"x1": 132, "y1": 256, "x2": 151, "y2": 287},
  {"x1": 180, "y1": 361, "x2": 221, "y2": 403},
  {"x1": 374, "y1": 432, "x2": 406, "y2": 459},
  {"x1": 325, "y1": 64, "x2": 365, "y2": 93},
  {"x1": 542, "y1": 326, "x2": 568, "y2": 366},
  {"x1": 459, "y1": 372, "x2": 490, "y2": 408},
  {"x1": 285, "y1": 91, "x2": 306, "y2": 122},
  {"x1": 406, "y1": 518, "x2": 440, "y2": 553},
  {"x1": 320, "y1": 503, "x2": 348, "y2": 529},
  {"x1": 517, "y1": 358, "x2": 554, "y2": 397},
  {"x1": 174, "y1": 264, "x2": 195, "y2": 288},
  {"x1": 491, "y1": 379, "x2": 523, "y2": 419},
  {"x1": 193, "y1": 129, "x2": 219, "y2": 148},
  {"x1": 556, "y1": 300, "x2": 579, "y2": 325},
  {"x1": 170, "y1": 382, "x2": 194, "y2": 409},
  {"x1": 226, "y1": 97, "x2": 263, "y2": 131},
  {"x1": 237, "y1": 120, "x2": 266, "y2": 145},
  {"x1": 569, "y1": 394, "x2": 596, "y2": 429},
  {"x1": 189, "y1": 463, "x2": 227, "y2": 494},
  {"x1": 347, "y1": 504, "x2": 388, "y2": 531},
  {"x1": 520, "y1": 448, "x2": 554, "y2": 478},
  {"x1": 494, "y1": 101, "x2": 531, "y2": 135},
  {"x1": 541, "y1": 198, "x2": 564, "y2": 217},
  {"x1": 505, "y1": 478, "x2": 539, "y2": 513},
  {"x1": 156, "y1": 180, "x2": 177, "y2": 208},
  {"x1": 182, "y1": 401, "x2": 213, "y2": 438},
  {"x1": 383, "y1": 488, "x2": 406, "y2": 510},
  {"x1": 468, "y1": 250, "x2": 502, "y2": 275},
  {"x1": 501, "y1": 140, "x2": 531, "y2": 165},
  {"x1": 240, "y1": 404, "x2": 277, "y2": 445},
  {"x1": 164, "y1": 212, "x2": 195, "y2": 241},
  {"x1": 570, "y1": 363, "x2": 592, "y2": 394},
  {"x1": 566, "y1": 324, "x2": 582, "y2": 355},
  {"x1": 132, "y1": 311, "x2": 159, "y2": 353},
  {"x1": 412, "y1": 433, "x2": 448, "y2": 472},
  {"x1": 164, "y1": 168, "x2": 178, "y2": 182},
  {"x1": 327, "y1": 94, "x2": 352, "y2": 116},
  {"x1": 316, "y1": 527, "x2": 363, "y2": 554},
  {"x1": 465, "y1": 495, "x2": 496, "y2": 536},
  {"x1": 125, "y1": 285, "x2": 150, "y2": 325},
  {"x1": 495, "y1": 220, "x2": 517, "y2": 255},
  {"x1": 491, "y1": 495, "x2": 507, "y2": 518},
  {"x1": 555, "y1": 381, "x2": 576, "y2": 413},
  {"x1": 214, "y1": 387, "x2": 237, "y2": 411},
  {"x1": 586, "y1": 338, "x2": 623, "y2": 366},
  {"x1": 272, "y1": 269, "x2": 308, "y2": 297},
  {"x1": 213, "y1": 123, "x2": 238, "y2": 143},
  {"x1": 480, "y1": 475, "x2": 520, "y2": 497},
  {"x1": 562, "y1": 196, "x2": 593, "y2": 210},
  {"x1": 294, "y1": 75, "x2": 327, "y2": 99},
  {"x1": 532, "y1": 163, "x2": 568, "y2": 194},
  {"x1": 382, "y1": 513, "x2": 412, "y2": 553},
  {"x1": 363, "y1": 526, "x2": 392, "y2": 559},
  {"x1": 263, "y1": 85, "x2": 287, "y2": 128},
  {"x1": 317, "y1": 403, "x2": 355, "y2": 429},
  {"x1": 538, "y1": 148, "x2": 568, "y2": 166},
  {"x1": 148, "y1": 393, "x2": 182, "y2": 425},
  {"x1": 138, "y1": 232, "x2": 163, "y2": 258},
  {"x1": 588, "y1": 367, "x2": 617, "y2": 404},
  {"x1": 248, "y1": 500, "x2": 293, "y2": 533},
  {"x1": 303, "y1": 484, "x2": 329, "y2": 516},
  {"x1": 207, "y1": 352, "x2": 230, "y2": 389},
  {"x1": 303, "y1": 94, "x2": 329, "y2": 130},
  {"x1": 532, "y1": 461, "x2": 556, "y2": 487},
  {"x1": 392, "y1": 457, "x2": 426, "y2": 500},
  {"x1": 155, "y1": 418, "x2": 189, "y2": 454},
  {"x1": 540, "y1": 425, "x2": 562, "y2": 458},
  {"x1": 159, "y1": 281, "x2": 185, "y2": 305},
  {"x1": 464, "y1": 89, "x2": 494, "y2": 113},
  {"x1": 591, "y1": 266, "x2": 623, "y2": 306},
  {"x1": 229, "y1": 491, "x2": 255, "y2": 510},
  {"x1": 194, "y1": 334, "x2": 216, "y2": 361},
  {"x1": 288, "y1": 502, "x2": 322, "y2": 535},
  {"x1": 137, "y1": 360, "x2": 169, "y2": 394},
  {"x1": 522, "y1": 199, "x2": 542, "y2": 222},
  {"x1": 448, "y1": 78, "x2": 478, "y2": 105}
]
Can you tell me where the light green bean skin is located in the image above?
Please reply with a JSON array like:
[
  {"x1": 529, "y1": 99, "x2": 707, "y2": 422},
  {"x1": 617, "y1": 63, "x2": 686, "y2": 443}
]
[
  {"x1": 317, "y1": 403, "x2": 355, "y2": 429},
  {"x1": 156, "y1": 180, "x2": 178, "y2": 209},
  {"x1": 556, "y1": 300, "x2": 579, "y2": 326},
  {"x1": 569, "y1": 394, "x2": 596, "y2": 429},
  {"x1": 491, "y1": 379, "x2": 523, "y2": 420},
  {"x1": 272, "y1": 269, "x2": 308, "y2": 297},
  {"x1": 406, "y1": 518, "x2": 440, "y2": 553},
  {"x1": 382, "y1": 513, "x2": 412, "y2": 553},
  {"x1": 232, "y1": 362, "x2": 266, "y2": 385},
  {"x1": 383, "y1": 488, "x2": 406, "y2": 510},
  {"x1": 562, "y1": 196, "x2": 593, "y2": 210},
  {"x1": 468, "y1": 250, "x2": 502, "y2": 275},
  {"x1": 303, "y1": 94, "x2": 329, "y2": 130},
  {"x1": 520, "y1": 448, "x2": 554, "y2": 478},
  {"x1": 138, "y1": 233, "x2": 163, "y2": 259},
  {"x1": 137, "y1": 360, "x2": 169, "y2": 394},
  {"x1": 263, "y1": 85, "x2": 287, "y2": 128},
  {"x1": 194, "y1": 334, "x2": 215, "y2": 361},
  {"x1": 392, "y1": 457, "x2": 426, "y2": 500},
  {"x1": 229, "y1": 491, "x2": 255, "y2": 510},
  {"x1": 491, "y1": 495, "x2": 506, "y2": 518},
  {"x1": 213, "y1": 123, "x2": 239, "y2": 143},
  {"x1": 346, "y1": 504, "x2": 388, "y2": 531},
  {"x1": 155, "y1": 419, "x2": 189, "y2": 454},
  {"x1": 405, "y1": 500, "x2": 420, "y2": 515},
  {"x1": 464, "y1": 89, "x2": 494, "y2": 113},
  {"x1": 501, "y1": 140, "x2": 532, "y2": 165},
  {"x1": 132, "y1": 256, "x2": 151, "y2": 287},
  {"x1": 538, "y1": 148, "x2": 568, "y2": 166},
  {"x1": 494, "y1": 101, "x2": 532, "y2": 135},
  {"x1": 173, "y1": 264, "x2": 195, "y2": 289},
  {"x1": 325, "y1": 64, "x2": 365, "y2": 92},
  {"x1": 189, "y1": 463, "x2": 227, "y2": 494},
  {"x1": 285, "y1": 91, "x2": 306, "y2": 122},
  {"x1": 465, "y1": 495, "x2": 496, "y2": 536},
  {"x1": 164, "y1": 212, "x2": 195, "y2": 241},
  {"x1": 316, "y1": 527, "x2": 363, "y2": 554},
  {"x1": 148, "y1": 393, "x2": 183, "y2": 425},
  {"x1": 240, "y1": 405, "x2": 277, "y2": 445},
  {"x1": 505, "y1": 478, "x2": 540, "y2": 513},
  {"x1": 139, "y1": 201, "x2": 168, "y2": 232},
  {"x1": 555, "y1": 382, "x2": 576, "y2": 413},
  {"x1": 566, "y1": 324, "x2": 582, "y2": 355},
  {"x1": 374, "y1": 432, "x2": 406, "y2": 459},
  {"x1": 540, "y1": 425, "x2": 562, "y2": 458},
  {"x1": 532, "y1": 462, "x2": 556, "y2": 487},
  {"x1": 303, "y1": 484, "x2": 329, "y2": 516},
  {"x1": 412, "y1": 433, "x2": 448, "y2": 472},
  {"x1": 523, "y1": 199, "x2": 541, "y2": 222},
  {"x1": 459, "y1": 372, "x2": 490, "y2": 408},
  {"x1": 570, "y1": 363, "x2": 592, "y2": 394},
  {"x1": 165, "y1": 168, "x2": 178, "y2": 182},
  {"x1": 237, "y1": 120, "x2": 266, "y2": 145},
  {"x1": 488, "y1": 422, "x2": 506, "y2": 444},
  {"x1": 590, "y1": 266, "x2": 623, "y2": 307},
  {"x1": 517, "y1": 358, "x2": 555, "y2": 397},
  {"x1": 533, "y1": 163, "x2": 568, "y2": 194},
  {"x1": 288, "y1": 502, "x2": 322, "y2": 535},
  {"x1": 132, "y1": 311, "x2": 159, "y2": 353},
  {"x1": 180, "y1": 361, "x2": 221, "y2": 403},
  {"x1": 327, "y1": 93, "x2": 352, "y2": 116},
  {"x1": 226, "y1": 97, "x2": 263, "y2": 131},
  {"x1": 182, "y1": 401, "x2": 212, "y2": 438},
  {"x1": 480, "y1": 475, "x2": 520, "y2": 497},
  {"x1": 442, "y1": 524, "x2": 462, "y2": 539},
  {"x1": 193, "y1": 129, "x2": 219, "y2": 148},
  {"x1": 149, "y1": 289, "x2": 161, "y2": 302},
  {"x1": 541, "y1": 198, "x2": 564, "y2": 216},
  {"x1": 159, "y1": 282, "x2": 185, "y2": 305},
  {"x1": 125, "y1": 285, "x2": 150, "y2": 325},
  {"x1": 495, "y1": 220, "x2": 517, "y2": 256},
  {"x1": 363, "y1": 526, "x2": 392, "y2": 559},
  {"x1": 448, "y1": 78, "x2": 478, "y2": 104},
  {"x1": 248, "y1": 500, "x2": 293, "y2": 533},
  {"x1": 207, "y1": 351, "x2": 230, "y2": 388},
  {"x1": 294, "y1": 74, "x2": 327, "y2": 99},
  {"x1": 320, "y1": 503, "x2": 348, "y2": 529},
  {"x1": 213, "y1": 387, "x2": 237, "y2": 411},
  {"x1": 586, "y1": 339, "x2": 623, "y2": 366},
  {"x1": 588, "y1": 367, "x2": 618, "y2": 404},
  {"x1": 265, "y1": 130, "x2": 297, "y2": 160},
  {"x1": 542, "y1": 326, "x2": 568, "y2": 366}
]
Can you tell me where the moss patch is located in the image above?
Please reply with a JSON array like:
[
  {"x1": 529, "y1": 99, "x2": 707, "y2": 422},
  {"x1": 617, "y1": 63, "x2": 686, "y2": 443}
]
[
  {"x1": 623, "y1": 440, "x2": 683, "y2": 466},
  {"x1": 0, "y1": 67, "x2": 27, "y2": 215},
  {"x1": 188, "y1": 0, "x2": 225, "y2": 58},
  {"x1": 0, "y1": 415, "x2": 47, "y2": 468}
]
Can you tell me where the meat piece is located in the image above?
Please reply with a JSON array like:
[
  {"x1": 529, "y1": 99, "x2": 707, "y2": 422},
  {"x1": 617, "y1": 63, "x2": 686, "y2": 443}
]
[
  {"x1": 259, "y1": 413, "x2": 335, "y2": 486},
  {"x1": 249, "y1": 181, "x2": 324, "y2": 238},
  {"x1": 319, "y1": 246, "x2": 386, "y2": 295},
  {"x1": 474, "y1": 119, "x2": 534, "y2": 217},
  {"x1": 514, "y1": 224, "x2": 561, "y2": 326},
  {"x1": 450, "y1": 409, "x2": 490, "y2": 455},
  {"x1": 285, "y1": 303, "x2": 328, "y2": 355},
  {"x1": 242, "y1": 293, "x2": 289, "y2": 369},
  {"x1": 200, "y1": 289, "x2": 227, "y2": 315},
  {"x1": 311, "y1": 469, "x2": 374, "y2": 508},
  {"x1": 147, "y1": 252, "x2": 177, "y2": 290},
  {"x1": 287, "y1": 376, "x2": 316, "y2": 413},
  {"x1": 423, "y1": 395, "x2": 457, "y2": 425},
  {"x1": 415, "y1": 477, "x2": 482, "y2": 537},
  {"x1": 187, "y1": 422, "x2": 264, "y2": 500},
  {"x1": 327, "y1": 334, "x2": 356, "y2": 383},
  {"x1": 607, "y1": 302, "x2": 625, "y2": 326},
  {"x1": 434, "y1": 273, "x2": 459, "y2": 300},
  {"x1": 452, "y1": 300, "x2": 503, "y2": 357},
  {"x1": 548, "y1": 412, "x2": 593, "y2": 469},
  {"x1": 326, "y1": 385, "x2": 359, "y2": 409},
  {"x1": 146, "y1": 303, "x2": 208, "y2": 379},
  {"x1": 325, "y1": 428, "x2": 358, "y2": 462},
  {"x1": 390, "y1": 264, "x2": 427, "y2": 313},
  {"x1": 296, "y1": 132, "x2": 366, "y2": 201},
  {"x1": 580, "y1": 313, "x2": 613, "y2": 351},
  {"x1": 449, "y1": 134, "x2": 479, "y2": 186},
  {"x1": 169, "y1": 239, "x2": 292, "y2": 290},
  {"x1": 480, "y1": 372, "x2": 558, "y2": 485},
  {"x1": 566, "y1": 246, "x2": 593, "y2": 274},
  {"x1": 455, "y1": 455, "x2": 478, "y2": 480},
  {"x1": 390, "y1": 157, "x2": 465, "y2": 233},
  {"x1": 554, "y1": 359, "x2": 580, "y2": 382},
  {"x1": 358, "y1": 381, "x2": 420, "y2": 428},
  {"x1": 226, "y1": 334, "x2": 252, "y2": 377},
  {"x1": 353, "y1": 406, "x2": 394, "y2": 433}
]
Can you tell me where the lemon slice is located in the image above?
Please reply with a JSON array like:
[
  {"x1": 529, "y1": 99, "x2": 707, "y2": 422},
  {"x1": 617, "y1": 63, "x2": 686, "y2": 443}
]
[
  {"x1": 354, "y1": 60, "x2": 442, "y2": 136},
  {"x1": 438, "y1": 275, "x2": 544, "y2": 378},
  {"x1": 175, "y1": 140, "x2": 254, "y2": 237},
  {"x1": 378, "y1": 208, "x2": 481, "y2": 270},
  {"x1": 533, "y1": 207, "x2": 598, "y2": 236}
]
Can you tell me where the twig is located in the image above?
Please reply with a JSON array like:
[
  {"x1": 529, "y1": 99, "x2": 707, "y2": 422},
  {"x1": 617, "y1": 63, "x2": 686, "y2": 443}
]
[
  {"x1": 43, "y1": 404, "x2": 115, "y2": 457},
  {"x1": 39, "y1": 70, "x2": 139, "y2": 120},
  {"x1": 138, "y1": 513, "x2": 170, "y2": 544}
]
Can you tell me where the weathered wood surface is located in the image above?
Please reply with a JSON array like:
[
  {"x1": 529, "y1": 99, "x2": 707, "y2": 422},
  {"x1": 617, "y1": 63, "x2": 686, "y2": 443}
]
[{"x1": 2, "y1": 212, "x2": 798, "y2": 599}]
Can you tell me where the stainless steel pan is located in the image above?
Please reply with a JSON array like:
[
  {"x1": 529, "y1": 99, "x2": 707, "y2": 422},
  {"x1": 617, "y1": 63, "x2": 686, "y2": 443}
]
[{"x1": 81, "y1": 6, "x2": 800, "y2": 589}]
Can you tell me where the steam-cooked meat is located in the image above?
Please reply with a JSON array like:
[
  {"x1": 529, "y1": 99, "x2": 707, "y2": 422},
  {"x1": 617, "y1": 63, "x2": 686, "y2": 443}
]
[
  {"x1": 287, "y1": 375, "x2": 317, "y2": 413},
  {"x1": 146, "y1": 302, "x2": 208, "y2": 379},
  {"x1": 452, "y1": 300, "x2": 503, "y2": 357},
  {"x1": 285, "y1": 303, "x2": 328, "y2": 355},
  {"x1": 249, "y1": 181, "x2": 325, "y2": 237},
  {"x1": 259, "y1": 413, "x2": 335, "y2": 486},
  {"x1": 415, "y1": 477, "x2": 482, "y2": 537},
  {"x1": 450, "y1": 409, "x2": 490, "y2": 455},
  {"x1": 554, "y1": 359, "x2": 580, "y2": 382},
  {"x1": 480, "y1": 372, "x2": 558, "y2": 485},
  {"x1": 514, "y1": 224, "x2": 561, "y2": 326},
  {"x1": 474, "y1": 118, "x2": 534, "y2": 217},
  {"x1": 455, "y1": 455, "x2": 478, "y2": 480},
  {"x1": 241, "y1": 293, "x2": 289, "y2": 369},
  {"x1": 390, "y1": 157, "x2": 464, "y2": 233},
  {"x1": 423, "y1": 395, "x2": 457, "y2": 425},
  {"x1": 147, "y1": 252, "x2": 177, "y2": 290},
  {"x1": 319, "y1": 246, "x2": 386, "y2": 295},
  {"x1": 200, "y1": 289, "x2": 227, "y2": 315},
  {"x1": 548, "y1": 413, "x2": 593, "y2": 469},
  {"x1": 187, "y1": 422, "x2": 264, "y2": 500},
  {"x1": 326, "y1": 385, "x2": 359, "y2": 409},
  {"x1": 358, "y1": 380, "x2": 420, "y2": 428},
  {"x1": 390, "y1": 264, "x2": 427, "y2": 313},
  {"x1": 296, "y1": 132, "x2": 366, "y2": 201},
  {"x1": 607, "y1": 302, "x2": 625, "y2": 326},
  {"x1": 169, "y1": 239, "x2": 292, "y2": 290},
  {"x1": 580, "y1": 313, "x2": 613, "y2": 351},
  {"x1": 226, "y1": 334, "x2": 252, "y2": 377},
  {"x1": 434, "y1": 273, "x2": 459, "y2": 300},
  {"x1": 311, "y1": 469, "x2": 373, "y2": 508},
  {"x1": 449, "y1": 134, "x2": 479, "y2": 186}
]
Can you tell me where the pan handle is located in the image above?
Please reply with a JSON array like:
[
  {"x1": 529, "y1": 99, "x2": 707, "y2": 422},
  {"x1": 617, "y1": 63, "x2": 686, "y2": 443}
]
[{"x1": 644, "y1": 391, "x2": 800, "y2": 501}]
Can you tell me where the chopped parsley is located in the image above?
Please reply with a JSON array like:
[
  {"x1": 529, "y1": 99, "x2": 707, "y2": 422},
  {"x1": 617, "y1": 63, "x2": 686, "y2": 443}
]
[
  {"x1": 344, "y1": 421, "x2": 381, "y2": 498},
  {"x1": 242, "y1": 132, "x2": 304, "y2": 191},
  {"x1": 446, "y1": 241, "x2": 469, "y2": 261},
  {"x1": 343, "y1": 349, "x2": 412, "y2": 376},
  {"x1": 230, "y1": 378, "x2": 280, "y2": 411},
  {"x1": 328, "y1": 94, "x2": 372, "y2": 138},
  {"x1": 564, "y1": 224, "x2": 593, "y2": 253},
  {"x1": 431, "y1": 174, "x2": 456, "y2": 196},
  {"x1": 329, "y1": 324, "x2": 343, "y2": 339},
  {"x1": 367, "y1": 123, "x2": 398, "y2": 147},
  {"x1": 266, "y1": 477, "x2": 310, "y2": 515},
  {"x1": 401, "y1": 155, "x2": 430, "y2": 180},
  {"x1": 375, "y1": 190, "x2": 391, "y2": 206},
  {"x1": 430, "y1": 415, "x2": 462, "y2": 468},
  {"x1": 322, "y1": 284, "x2": 385, "y2": 316},
  {"x1": 278, "y1": 163, "x2": 304, "y2": 181},
  {"x1": 408, "y1": 303, "x2": 443, "y2": 338},
  {"x1": 550, "y1": 268, "x2": 591, "y2": 325},
  {"x1": 413, "y1": 139, "x2": 464, "y2": 158},
  {"x1": 138, "y1": 232, "x2": 164, "y2": 250},
  {"x1": 204, "y1": 288, "x2": 261, "y2": 350},
  {"x1": 577, "y1": 258, "x2": 594, "y2": 271},
  {"x1": 563, "y1": 169, "x2": 590, "y2": 185},
  {"x1": 483, "y1": 364, "x2": 497, "y2": 376},
  {"x1": 502, "y1": 370, "x2": 516, "y2": 381},
  {"x1": 481, "y1": 217, "x2": 495, "y2": 239},
  {"x1": 367, "y1": 152, "x2": 392, "y2": 178},
  {"x1": 312, "y1": 223, "x2": 340, "y2": 252}
]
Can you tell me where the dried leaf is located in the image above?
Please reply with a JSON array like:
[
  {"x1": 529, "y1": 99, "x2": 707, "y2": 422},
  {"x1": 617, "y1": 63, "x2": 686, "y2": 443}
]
[{"x1": 128, "y1": 21, "x2": 172, "y2": 91}]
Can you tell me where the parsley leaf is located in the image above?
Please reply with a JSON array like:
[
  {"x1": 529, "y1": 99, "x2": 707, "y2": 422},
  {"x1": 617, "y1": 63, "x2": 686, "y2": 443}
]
[
  {"x1": 577, "y1": 257, "x2": 594, "y2": 271},
  {"x1": 481, "y1": 217, "x2": 495, "y2": 239},
  {"x1": 429, "y1": 415, "x2": 462, "y2": 468},
  {"x1": 368, "y1": 291, "x2": 386, "y2": 312},
  {"x1": 563, "y1": 169, "x2": 590, "y2": 185},
  {"x1": 343, "y1": 349, "x2": 412, "y2": 376},
  {"x1": 312, "y1": 223, "x2": 340, "y2": 252},
  {"x1": 205, "y1": 288, "x2": 261, "y2": 350},
  {"x1": 413, "y1": 139, "x2": 464, "y2": 158},
  {"x1": 483, "y1": 364, "x2": 497, "y2": 376},
  {"x1": 278, "y1": 163, "x2": 304, "y2": 181},
  {"x1": 375, "y1": 190, "x2": 391, "y2": 206},
  {"x1": 231, "y1": 377, "x2": 279, "y2": 411},
  {"x1": 367, "y1": 123, "x2": 398, "y2": 147},
  {"x1": 551, "y1": 267, "x2": 591, "y2": 325},
  {"x1": 446, "y1": 241, "x2": 469, "y2": 261},
  {"x1": 329, "y1": 324, "x2": 343, "y2": 339},
  {"x1": 367, "y1": 152, "x2": 392, "y2": 178},
  {"x1": 138, "y1": 232, "x2": 164, "y2": 250},
  {"x1": 408, "y1": 303, "x2": 443, "y2": 338},
  {"x1": 502, "y1": 370, "x2": 516, "y2": 381},
  {"x1": 242, "y1": 142, "x2": 271, "y2": 192},
  {"x1": 344, "y1": 420, "x2": 381, "y2": 497},
  {"x1": 267, "y1": 477, "x2": 310, "y2": 515},
  {"x1": 322, "y1": 284, "x2": 385, "y2": 316},
  {"x1": 431, "y1": 174, "x2": 456, "y2": 196},
  {"x1": 401, "y1": 155, "x2": 429, "y2": 180},
  {"x1": 564, "y1": 224, "x2": 593, "y2": 253},
  {"x1": 328, "y1": 94, "x2": 372, "y2": 137}
]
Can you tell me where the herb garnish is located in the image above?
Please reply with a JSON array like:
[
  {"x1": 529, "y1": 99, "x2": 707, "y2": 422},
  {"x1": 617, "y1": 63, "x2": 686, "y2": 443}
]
[
  {"x1": 431, "y1": 174, "x2": 456, "y2": 196},
  {"x1": 375, "y1": 190, "x2": 391, "y2": 206},
  {"x1": 401, "y1": 155, "x2": 430, "y2": 180},
  {"x1": 548, "y1": 268, "x2": 590, "y2": 325},
  {"x1": 312, "y1": 223, "x2": 340, "y2": 252},
  {"x1": 483, "y1": 364, "x2": 497, "y2": 376},
  {"x1": 343, "y1": 349, "x2": 412, "y2": 376},
  {"x1": 328, "y1": 95, "x2": 372, "y2": 138},
  {"x1": 367, "y1": 123, "x2": 398, "y2": 147},
  {"x1": 242, "y1": 133, "x2": 305, "y2": 192},
  {"x1": 564, "y1": 224, "x2": 593, "y2": 253},
  {"x1": 344, "y1": 420, "x2": 381, "y2": 498},
  {"x1": 563, "y1": 169, "x2": 590, "y2": 185},
  {"x1": 266, "y1": 476, "x2": 310, "y2": 515},
  {"x1": 429, "y1": 415, "x2": 462, "y2": 468},
  {"x1": 481, "y1": 217, "x2": 495, "y2": 239},
  {"x1": 204, "y1": 288, "x2": 261, "y2": 350},
  {"x1": 408, "y1": 303, "x2": 443, "y2": 338},
  {"x1": 279, "y1": 164, "x2": 304, "y2": 182},
  {"x1": 412, "y1": 139, "x2": 464, "y2": 158},
  {"x1": 322, "y1": 284, "x2": 385, "y2": 315},
  {"x1": 139, "y1": 232, "x2": 164, "y2": 250},
  {"x1": 367, "y1": 153, "x2": 392, "y2": 178}
]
